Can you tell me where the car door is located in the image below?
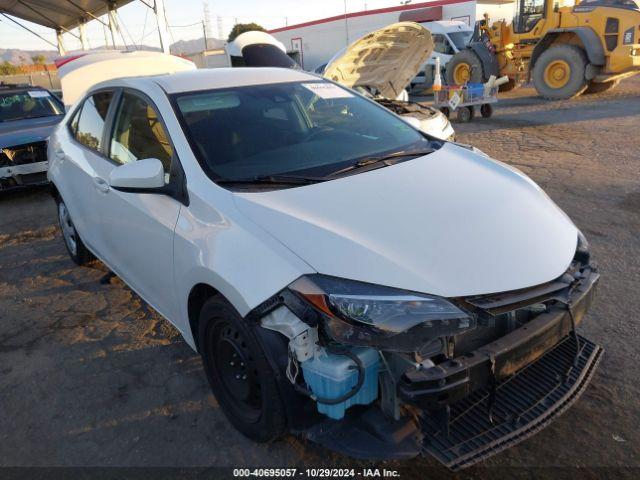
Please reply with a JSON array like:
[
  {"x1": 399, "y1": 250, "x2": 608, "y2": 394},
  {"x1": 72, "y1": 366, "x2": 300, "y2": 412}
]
[
  {"x1": 97, "y1": 89, "x2": 182, "y2": 320},
  {"x1": 54, "y1": 90, "x2": 117, "y2": 256}
]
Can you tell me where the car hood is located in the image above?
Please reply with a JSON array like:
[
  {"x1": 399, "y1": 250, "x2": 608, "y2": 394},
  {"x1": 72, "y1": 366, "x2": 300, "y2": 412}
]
[
  {"x1": 233, "y1": 143, "x2": 578, "y2": 297},
  {"x1": 0, "y1": 115, "x2": 62, "y2": 149},
  {"x1": 324, "y1": 22, "x2": 433, "y2": 100}
]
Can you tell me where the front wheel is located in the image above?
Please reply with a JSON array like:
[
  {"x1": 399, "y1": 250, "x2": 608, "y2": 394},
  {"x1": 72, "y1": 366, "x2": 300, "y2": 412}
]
[
  {"x1": 445, "y1": 50, "x2": 485, "y2": 86},
  {"x1": 199, "y1": 296, "x2": 286, "y2": 442},
  {"x1": 56, "y1": 197, "x2": 94, "y2": 266},
  {"x1": 456, "y1": 106, "x2": 474, "y2": 123},
  {"x1": 532, "y1": 45, "x2": 588, "y2": 100}
]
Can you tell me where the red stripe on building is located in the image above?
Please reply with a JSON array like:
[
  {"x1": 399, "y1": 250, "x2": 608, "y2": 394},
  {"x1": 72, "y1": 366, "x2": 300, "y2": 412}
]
[{"x1": 268, "y1": 0, "x2": 474, "y2": 34}]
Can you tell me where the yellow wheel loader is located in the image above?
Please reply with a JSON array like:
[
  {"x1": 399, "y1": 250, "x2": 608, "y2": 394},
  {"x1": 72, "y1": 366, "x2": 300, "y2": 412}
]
[{"x1": 445, "y1": 0, "x2": 640, "y2": 99}]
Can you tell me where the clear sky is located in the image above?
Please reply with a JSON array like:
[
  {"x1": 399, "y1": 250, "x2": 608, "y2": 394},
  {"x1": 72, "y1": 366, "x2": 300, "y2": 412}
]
[{"x1": 0, "y1": 0, "x2": 404, "y2": 52}]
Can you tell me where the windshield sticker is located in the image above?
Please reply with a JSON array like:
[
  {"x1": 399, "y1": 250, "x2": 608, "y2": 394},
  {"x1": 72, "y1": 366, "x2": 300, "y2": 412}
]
[
  {"x1": 28, "y1": 90, "x2": 50, "y2": 98},
  {"x1": 302, "y1": 83, "x2": 353, "y2": 99}
]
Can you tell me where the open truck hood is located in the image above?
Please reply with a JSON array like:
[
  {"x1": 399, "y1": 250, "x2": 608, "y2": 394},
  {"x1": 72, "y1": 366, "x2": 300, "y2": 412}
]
[
  {"x1": 323, "y1": 22, "x2": 433, "y2": 100},
  {"x1": 233, "y1": 143, "x2": 578, "y2": 298}
]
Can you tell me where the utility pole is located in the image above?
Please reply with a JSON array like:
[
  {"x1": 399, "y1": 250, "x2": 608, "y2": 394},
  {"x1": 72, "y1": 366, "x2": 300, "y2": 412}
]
[
  {"x1": 203, "y1": 1, "x2": 212, "y2": 49},
  {"x1": 216, "y1": 16, "x2": 223, "y2": 40},
  {"x1": 202, "y1": 21, "x2": 208, "y2": 50},
  {"x1": 343, "y1": 0, "x2": 350, "y2": 46}
]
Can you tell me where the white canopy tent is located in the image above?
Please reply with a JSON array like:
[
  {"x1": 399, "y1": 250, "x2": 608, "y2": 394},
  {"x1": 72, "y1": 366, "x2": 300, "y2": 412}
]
[{"x1": 0, "y1": 0, "x2": 171, "y2": 55}]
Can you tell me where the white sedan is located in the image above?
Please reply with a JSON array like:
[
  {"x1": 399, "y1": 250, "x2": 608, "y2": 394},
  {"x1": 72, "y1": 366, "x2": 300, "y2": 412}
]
[{"x1": 47, "y1": 67, "x2": 600, "y2": 468}]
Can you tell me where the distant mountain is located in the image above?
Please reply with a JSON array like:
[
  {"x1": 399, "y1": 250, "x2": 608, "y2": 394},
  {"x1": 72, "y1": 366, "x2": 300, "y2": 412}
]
[
  {"x1": 0, "y1": 48, "x2": 58, "y2": 64},
  {"x1": 170, "y1": 37, "x2": 226, "y2": 54},
  {"x1": 0, "y1": 37, "x2": 226, "y2": 65}
]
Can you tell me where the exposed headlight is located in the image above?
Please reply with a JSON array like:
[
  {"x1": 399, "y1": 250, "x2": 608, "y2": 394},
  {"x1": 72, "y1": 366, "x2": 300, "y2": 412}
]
[
  {"x1": 289, "y1": 275, "x2": 472, "y2": 336},
  {"x1": 576, "y1": 229, "x2": 590, "y2": 263}
]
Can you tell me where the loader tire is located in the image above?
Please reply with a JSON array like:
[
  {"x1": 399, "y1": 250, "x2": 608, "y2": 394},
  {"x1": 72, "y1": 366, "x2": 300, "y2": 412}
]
[
  {"x1": 532, "y1": 45, "x2": 588, "y2": 100},
  {"x1": 498, "y1": 78, "x2": 523, "y2": 92},
  {"x1": 445, "y1": 50, "x2": 485, "y2": 86},
  {"x1": 584, "y1": 79, "x2": 620, "y2": 95}
]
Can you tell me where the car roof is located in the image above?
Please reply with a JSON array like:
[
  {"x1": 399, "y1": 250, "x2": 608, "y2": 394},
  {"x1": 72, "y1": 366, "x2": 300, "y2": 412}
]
[
  {"x1": 0, "y1": 84, "x2": 47, "y2": 94},
  {"x1": 154, "y1": 68, "x2": 320, "y2": 93},
  {"x1": 91, "y1": 67, "x2": 320, "y2": 95}
]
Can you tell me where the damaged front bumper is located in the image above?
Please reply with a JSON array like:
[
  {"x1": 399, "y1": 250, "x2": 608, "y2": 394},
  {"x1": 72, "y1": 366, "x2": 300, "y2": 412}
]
[
  {"x1": 253, "y1": 259, "x2": 602, "y2": 469},
  {"x1": 398, "y1": 267, "x2": 599, "y2": 409},
  {"x1": 0, "y1": 141, "x2": 49, "y2": 191}
]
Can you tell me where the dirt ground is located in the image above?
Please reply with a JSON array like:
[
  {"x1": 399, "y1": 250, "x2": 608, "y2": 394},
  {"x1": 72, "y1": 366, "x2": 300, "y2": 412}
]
[{"x1": 1, "y1": 78, "x2": 639, "y2": 478}]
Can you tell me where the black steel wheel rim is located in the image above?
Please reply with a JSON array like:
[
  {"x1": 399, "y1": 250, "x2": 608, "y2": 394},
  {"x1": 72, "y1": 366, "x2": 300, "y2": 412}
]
[{"x1": 211, "y1": 321, "x2": 262, "y2": 422}]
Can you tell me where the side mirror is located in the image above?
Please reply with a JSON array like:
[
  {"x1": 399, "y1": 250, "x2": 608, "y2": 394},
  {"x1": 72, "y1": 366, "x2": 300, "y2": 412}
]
[{"x1": 109, "y1": 158, "x2": 165, "y2": 193}]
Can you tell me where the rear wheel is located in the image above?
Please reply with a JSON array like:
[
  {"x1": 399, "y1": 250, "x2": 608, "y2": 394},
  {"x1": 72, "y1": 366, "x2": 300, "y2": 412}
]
[
  {"x1": 480, "y1": 103, "x2": 493, "y2": 118},
  {"x1": 445, "y1": 50, "x2": 485, "y2": 86},
  {"x1": 532, "y1": 45, "x2": 588, "y2": 100},
  {"x1": 199, "y1": 296, "x2": 286, "y2": 442},
  {"x1": 498, "y1": 78, "x2": 524, "y2": 92},
  {"x1": 584, "y1": 79, "x2": 620, "y2": 95},
  {"x1": 56, "y1": 197, "x2": 93, "y2": 266}
]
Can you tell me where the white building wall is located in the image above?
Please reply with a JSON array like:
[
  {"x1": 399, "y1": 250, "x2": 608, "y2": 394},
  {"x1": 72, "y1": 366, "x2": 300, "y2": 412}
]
[{"x1": 271, "y1": 1, "x2": 479, "y2": 72}]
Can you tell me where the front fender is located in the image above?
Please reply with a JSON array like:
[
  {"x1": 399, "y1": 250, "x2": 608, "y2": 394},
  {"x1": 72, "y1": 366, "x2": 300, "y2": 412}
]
[
  {"x1": 468, "y1": 42, "x2": 500, "y2": 79},
  {"x1": 173, "y1": 186, "x2": 315, "y2": 349},
  {"x1": 531, "y1": 28, "x2": 606, "y2": 70}
]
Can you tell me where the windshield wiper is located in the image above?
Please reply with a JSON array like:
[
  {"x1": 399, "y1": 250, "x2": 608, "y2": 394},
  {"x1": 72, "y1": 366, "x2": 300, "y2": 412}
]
[
  {"x1": 216, "y1": 174, "x2": 327, "y2": 186},
  {"x1": 328, "y1": 148, "x2": 435, "y2": 177},
  {"x1": 23, "y1": 114, "x2": 57, "y2": 120}
]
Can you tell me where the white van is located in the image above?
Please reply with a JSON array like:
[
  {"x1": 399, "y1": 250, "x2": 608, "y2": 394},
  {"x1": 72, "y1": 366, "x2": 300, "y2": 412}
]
[{"x1": 410, "y1": 20, "x2": 474, "y2": 90}]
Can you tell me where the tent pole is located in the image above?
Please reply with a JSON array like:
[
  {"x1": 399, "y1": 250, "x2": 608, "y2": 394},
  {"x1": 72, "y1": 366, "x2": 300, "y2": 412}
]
[
  {"x1": 154, "y1": 0, "x2": 171, "y2": 54},
  {"x1": 79, "y1": 19, "x2": 88, "y2": 50},
  {"x1": 108, "y1": 3, "x2": 118, "y2": 48},
  {"x1": 56, "y1": 29, "x2": 67, "y2": 55}
]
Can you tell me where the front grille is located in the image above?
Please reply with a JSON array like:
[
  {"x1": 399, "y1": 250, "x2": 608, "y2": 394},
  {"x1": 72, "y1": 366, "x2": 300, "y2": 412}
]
[{"x1": 420, "y1": 335, "x2": 603, "y2": 470}]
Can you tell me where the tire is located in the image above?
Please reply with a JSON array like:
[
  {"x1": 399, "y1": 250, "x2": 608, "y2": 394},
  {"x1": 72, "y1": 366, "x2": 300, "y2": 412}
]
[
  {"x1": 55, "y1": 196, "x2": 94, "y2": 266},
  {"x1": 532, "y1": 45, "x2": 588, "y2": 100},
  {"x1": 457, "y1": 106, "x2": 474, "y2": 123},
  {"x1": 584, "y1": 79, "x2": 620, "y2": 95},
  {"x1": 480, "y1": 103, "x2": 493, "y2": 118},
  {"x1": 498, "y1": 78, "x2": 523, "y2": 93},
  {"x1": 445, "y1": 50, "x2": 485, "y2": 86},
  {"x1": 198, "y1": 296, "x2": 286, "y2": 442}
]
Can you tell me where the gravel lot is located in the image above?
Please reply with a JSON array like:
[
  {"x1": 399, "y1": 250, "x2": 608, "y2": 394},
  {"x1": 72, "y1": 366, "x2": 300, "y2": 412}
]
[{"x1": 1, "y1": 78, "x2": 639, "y2": 478}]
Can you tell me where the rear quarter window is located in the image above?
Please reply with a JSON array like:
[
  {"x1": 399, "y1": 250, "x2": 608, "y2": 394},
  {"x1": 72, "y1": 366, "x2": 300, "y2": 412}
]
[{"x1": 74, "y1": 91, "x2": 114, "y2": 151}]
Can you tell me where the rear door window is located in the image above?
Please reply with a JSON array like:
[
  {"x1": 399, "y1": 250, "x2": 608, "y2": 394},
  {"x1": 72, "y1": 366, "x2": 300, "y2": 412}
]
[{"x1": 74, "y1": 91, "x2": 114, "y2": 152}]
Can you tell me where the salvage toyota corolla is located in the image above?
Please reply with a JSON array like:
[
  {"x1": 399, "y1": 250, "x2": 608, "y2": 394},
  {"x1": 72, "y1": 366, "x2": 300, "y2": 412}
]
[{"x1": 47, "y1": 68, "x2": 602, "y2": 470}]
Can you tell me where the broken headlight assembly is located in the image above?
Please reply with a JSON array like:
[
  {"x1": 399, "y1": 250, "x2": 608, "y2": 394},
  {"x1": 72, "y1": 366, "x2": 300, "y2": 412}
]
[{"x1": 288, "y1": 275, "x2": 475, "y2": 351}]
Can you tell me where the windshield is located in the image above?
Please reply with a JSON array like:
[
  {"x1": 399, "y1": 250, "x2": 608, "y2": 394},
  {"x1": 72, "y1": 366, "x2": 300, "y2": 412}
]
[
  {"x1": 0, "y1": 90, "x2": 64, "y2": 123},
  {"x1": 447, "y1": 31, "x2": 474, "y2": 51},
  {"x1": 173, "y1": 81, "x2": 435, "y2": 185}
]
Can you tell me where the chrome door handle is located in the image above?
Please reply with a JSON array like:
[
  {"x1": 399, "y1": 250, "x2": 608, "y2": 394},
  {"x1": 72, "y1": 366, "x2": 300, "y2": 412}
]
[{"x1": 93, "y1": 177, "x2": 110, "y2": 193}]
